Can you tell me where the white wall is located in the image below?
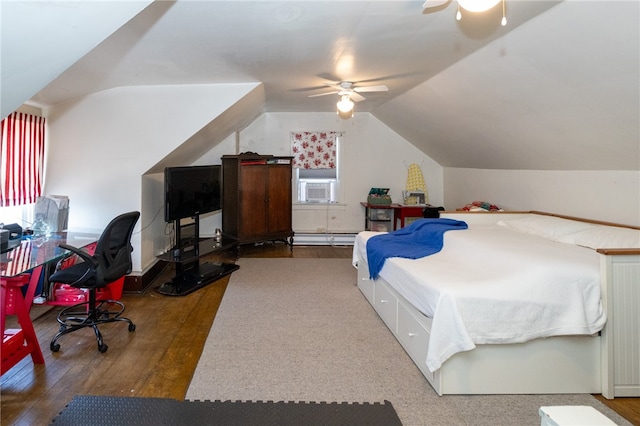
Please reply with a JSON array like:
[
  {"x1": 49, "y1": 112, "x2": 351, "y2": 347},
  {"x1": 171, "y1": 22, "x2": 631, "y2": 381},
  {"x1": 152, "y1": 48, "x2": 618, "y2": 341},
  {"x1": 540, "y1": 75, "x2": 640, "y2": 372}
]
[
  {"x1": 44, "y1": 83, "x2": 260, "y2": 273},
  {"x1": 43, "y1": 88, "x2": 440, "y2": 274},
  {"x1": 148, "y1": 111, "x2": 443, "y2": 253},
  {"x1": 40, "y1": 79, "x2": 639, "y2": 280},
  {"x1": 235, "y1": 112, "x2": 444, "y2": 233},
  {"x1": 41, "y1": 77, "x2": 639, "y2": 281},
  {"x1": 444, "y1": 168, "x2": 640, "y2": 227}
]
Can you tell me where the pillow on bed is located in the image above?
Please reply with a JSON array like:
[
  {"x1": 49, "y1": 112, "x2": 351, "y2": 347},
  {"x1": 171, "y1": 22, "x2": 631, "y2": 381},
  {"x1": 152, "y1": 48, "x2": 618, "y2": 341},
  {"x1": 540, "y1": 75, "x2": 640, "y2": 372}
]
[
  {"x1": 556, "y1": 225, "x2": 640, "y2": 249},
  {"x1": 497, "y1": 215, "x2": 595, "y2": 240}
]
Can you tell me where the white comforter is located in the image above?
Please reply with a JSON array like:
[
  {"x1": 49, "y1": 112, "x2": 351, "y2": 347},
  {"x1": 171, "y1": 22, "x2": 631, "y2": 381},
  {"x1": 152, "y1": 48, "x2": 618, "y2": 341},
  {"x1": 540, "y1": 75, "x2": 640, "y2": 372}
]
[{"x1": 353, "y1": 224, "x2": 606, "y2": 372}]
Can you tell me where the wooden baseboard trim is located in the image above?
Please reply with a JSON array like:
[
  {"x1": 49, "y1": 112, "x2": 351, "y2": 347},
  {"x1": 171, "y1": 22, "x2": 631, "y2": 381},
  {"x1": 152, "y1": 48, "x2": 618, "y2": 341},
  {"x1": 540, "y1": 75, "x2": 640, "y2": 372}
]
[{"x1": 123, "y1": 260, "x2": 168, "y2": 294}]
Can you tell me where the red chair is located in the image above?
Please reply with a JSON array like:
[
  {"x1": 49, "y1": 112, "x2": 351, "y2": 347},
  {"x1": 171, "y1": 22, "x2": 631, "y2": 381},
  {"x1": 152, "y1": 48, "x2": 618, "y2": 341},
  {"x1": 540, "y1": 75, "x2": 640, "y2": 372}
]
[{"x1": 1, "y1": 269, "x2": 45, "y2": 375}]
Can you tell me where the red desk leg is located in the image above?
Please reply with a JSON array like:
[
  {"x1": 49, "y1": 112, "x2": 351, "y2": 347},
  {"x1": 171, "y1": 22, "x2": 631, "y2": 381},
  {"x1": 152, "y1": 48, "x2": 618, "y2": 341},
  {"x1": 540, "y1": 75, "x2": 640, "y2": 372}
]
[
  {"x1": 392, "y1": 205, "x2": 425, "y2": 230},
  {"x1": 1, "y1": 268, "x2": 46, "y2": 375}
]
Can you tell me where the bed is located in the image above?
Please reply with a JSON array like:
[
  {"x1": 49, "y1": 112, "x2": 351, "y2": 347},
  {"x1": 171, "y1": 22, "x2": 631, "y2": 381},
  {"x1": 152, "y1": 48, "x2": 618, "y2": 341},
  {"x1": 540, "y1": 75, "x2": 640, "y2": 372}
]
[{"x1": 352, "y1": 211, "x2": 640, "y2": 398}]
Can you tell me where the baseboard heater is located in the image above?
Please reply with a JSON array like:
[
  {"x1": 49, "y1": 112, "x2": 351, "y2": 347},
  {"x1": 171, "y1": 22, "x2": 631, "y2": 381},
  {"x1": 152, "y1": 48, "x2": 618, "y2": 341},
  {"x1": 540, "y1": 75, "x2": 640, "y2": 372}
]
[{"x1": 293, "y1": 233, "x2": 356, "y2": 246}]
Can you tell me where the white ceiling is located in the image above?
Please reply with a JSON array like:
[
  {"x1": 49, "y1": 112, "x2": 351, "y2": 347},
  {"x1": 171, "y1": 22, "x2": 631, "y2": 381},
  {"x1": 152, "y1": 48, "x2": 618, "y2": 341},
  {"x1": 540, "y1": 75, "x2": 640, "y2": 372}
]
[{"x1": 3, "y1": 0, "x2": 639, "y2": 171}]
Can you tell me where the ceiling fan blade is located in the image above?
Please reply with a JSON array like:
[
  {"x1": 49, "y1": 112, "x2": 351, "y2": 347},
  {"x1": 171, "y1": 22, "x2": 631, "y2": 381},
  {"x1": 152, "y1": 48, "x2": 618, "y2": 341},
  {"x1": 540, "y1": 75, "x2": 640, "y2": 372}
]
[
  {"x1": 291, "y1": 84, "x2": 332, "y2": 92},
  {"x1": 316, "y1": 72, "x2": 342, "y2": 83},
  {"x1": 354, "y1": 85, "x2": 388, "y2": 93},
  {"x1": 350, "y1": 92, "x2": 366, "y2": 102},
  {"x1": 422, "y1": 0, "x2": 450, "y2": 9},
  {"x1": 308, "y1": 91, "x2": 339, "y2": 98},
  {"x1": 323, "y1": 82, "x2": 345, "y2": 91},
  {"x1": 355, "y1": 72, "x2": 421, "y2": 85}
]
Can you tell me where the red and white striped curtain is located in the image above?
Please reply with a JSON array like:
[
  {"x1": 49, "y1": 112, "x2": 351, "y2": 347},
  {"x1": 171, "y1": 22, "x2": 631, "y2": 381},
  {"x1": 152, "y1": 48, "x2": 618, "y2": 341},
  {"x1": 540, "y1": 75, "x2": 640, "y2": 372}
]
[
  {"x1": 0, "y1": 112, "x2": 46, "y2": 206},
  {"x1": 291, "y1": 131, "x2": 337, "y2": 169}
]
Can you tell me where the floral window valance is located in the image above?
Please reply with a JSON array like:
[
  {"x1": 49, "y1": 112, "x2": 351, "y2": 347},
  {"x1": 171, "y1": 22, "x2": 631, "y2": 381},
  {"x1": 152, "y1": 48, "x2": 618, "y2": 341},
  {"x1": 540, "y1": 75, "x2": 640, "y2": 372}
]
[{"x1": 291, "y1": 131, "x2": 337, "y2": 169}]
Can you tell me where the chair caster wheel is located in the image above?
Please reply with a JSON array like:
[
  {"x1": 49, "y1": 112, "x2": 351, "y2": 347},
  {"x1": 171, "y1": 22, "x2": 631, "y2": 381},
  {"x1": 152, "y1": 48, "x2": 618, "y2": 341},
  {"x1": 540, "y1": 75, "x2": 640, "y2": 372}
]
[
  {"x1": 128, "y1": 323, "x2": 136, "y2": 332},
  {"x1": 51, "y1": 342, "x2": 60, "y2": 352},
  {"x1": 98, "y1": 344, "x2": 108, "y2": 353}
]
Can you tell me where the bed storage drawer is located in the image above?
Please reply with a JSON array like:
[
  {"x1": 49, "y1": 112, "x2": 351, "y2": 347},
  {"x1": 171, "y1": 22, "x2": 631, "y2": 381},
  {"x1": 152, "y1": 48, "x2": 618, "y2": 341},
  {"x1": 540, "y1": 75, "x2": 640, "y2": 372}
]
[
  {"x1": 397, "y1": 299, "x2": 435, "y2": 384},
  {"x1": 374, "y1": 279, "x2": 398, "y2": 333},
  {"x1": 356, "y1": 259, "x2": 375, "y2": 306}
]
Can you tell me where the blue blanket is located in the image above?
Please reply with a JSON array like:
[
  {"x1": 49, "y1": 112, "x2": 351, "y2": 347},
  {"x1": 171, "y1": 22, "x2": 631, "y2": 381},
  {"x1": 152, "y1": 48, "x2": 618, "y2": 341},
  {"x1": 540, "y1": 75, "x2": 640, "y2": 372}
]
[{"x1": 366, "y1": 218, "x2": 468, "y2": 279}]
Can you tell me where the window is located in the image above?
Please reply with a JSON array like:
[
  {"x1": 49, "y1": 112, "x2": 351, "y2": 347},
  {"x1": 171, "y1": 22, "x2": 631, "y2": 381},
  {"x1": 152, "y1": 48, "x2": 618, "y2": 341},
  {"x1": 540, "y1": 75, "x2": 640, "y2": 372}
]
[
  {"x1": 291, "y1": 132, "x2": 341, "y2": 203},
  {"x1": 298, "y1": 176, "x2": 336, "y2": 203},
  {"x1": 0, "y1": 203, "x2": 35, "y2": 228},
  {"x1": 1, "y1": 112, "x2": 46, "y2": 207}
]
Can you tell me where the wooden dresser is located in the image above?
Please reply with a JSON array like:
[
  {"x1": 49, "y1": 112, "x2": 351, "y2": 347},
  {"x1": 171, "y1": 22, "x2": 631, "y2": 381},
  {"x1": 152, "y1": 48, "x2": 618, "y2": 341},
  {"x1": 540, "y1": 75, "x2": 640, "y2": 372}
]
[{"x1": 221, "y1": 153, "x2": 294, "y2": 246}]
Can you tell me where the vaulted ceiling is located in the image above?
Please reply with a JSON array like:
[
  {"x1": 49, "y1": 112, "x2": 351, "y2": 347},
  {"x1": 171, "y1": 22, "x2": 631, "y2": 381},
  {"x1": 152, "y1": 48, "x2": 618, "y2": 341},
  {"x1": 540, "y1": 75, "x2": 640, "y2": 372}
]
[{"x1": 2, "y1": 1, "x2": 638, "y2": 171}]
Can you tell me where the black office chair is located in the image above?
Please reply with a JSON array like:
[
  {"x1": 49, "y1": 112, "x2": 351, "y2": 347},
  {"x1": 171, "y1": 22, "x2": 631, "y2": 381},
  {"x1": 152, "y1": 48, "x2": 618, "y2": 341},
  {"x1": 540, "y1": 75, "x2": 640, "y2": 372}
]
[
  {"x1": 49, "y1": 211, "x2": 140, "y2": 353},
  {"x1": 423, "y1": 205, "x2": 445, "y2": 218}
]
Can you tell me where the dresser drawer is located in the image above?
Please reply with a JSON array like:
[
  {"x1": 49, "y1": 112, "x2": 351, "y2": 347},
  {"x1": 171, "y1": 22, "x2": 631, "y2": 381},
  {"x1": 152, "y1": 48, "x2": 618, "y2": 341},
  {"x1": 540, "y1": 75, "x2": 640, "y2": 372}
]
[
  {"x1": 357, "y1": 260, "x2": 375, "y2": 306},
  {"x1": 374, "y1": 281, "x2": 398, "y2": 333},
  {"x1": 397, "y1": 299, "x2": 434, "y2": 383},
  {"x1": 368, "y1": 208, "x2": 392, "y2": 221}
]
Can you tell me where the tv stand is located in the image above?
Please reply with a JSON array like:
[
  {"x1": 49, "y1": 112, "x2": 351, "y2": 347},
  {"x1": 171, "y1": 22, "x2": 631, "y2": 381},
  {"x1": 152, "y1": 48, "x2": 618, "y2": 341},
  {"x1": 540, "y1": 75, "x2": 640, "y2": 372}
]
[{"x1": 156, "y1": 216, "x2": 239, "y2": 296}]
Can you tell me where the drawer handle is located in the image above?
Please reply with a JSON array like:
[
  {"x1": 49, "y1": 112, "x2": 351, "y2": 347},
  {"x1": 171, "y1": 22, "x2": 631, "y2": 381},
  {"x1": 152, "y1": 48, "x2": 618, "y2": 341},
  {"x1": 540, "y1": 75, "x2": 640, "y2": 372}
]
[
  {"x1": 408, "y1": 332, "x2": 417, "y2": 338},
  {"x1": 380, "y1": 299, "x2": 389, "y2": 304}
]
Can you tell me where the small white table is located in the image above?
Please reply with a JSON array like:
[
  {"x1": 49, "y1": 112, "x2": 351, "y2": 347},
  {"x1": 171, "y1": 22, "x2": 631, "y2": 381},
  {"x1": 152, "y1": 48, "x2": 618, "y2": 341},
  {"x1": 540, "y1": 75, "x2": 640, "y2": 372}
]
[{"x1": 539, "y1": 406, "x2": 617, "y2": 426}]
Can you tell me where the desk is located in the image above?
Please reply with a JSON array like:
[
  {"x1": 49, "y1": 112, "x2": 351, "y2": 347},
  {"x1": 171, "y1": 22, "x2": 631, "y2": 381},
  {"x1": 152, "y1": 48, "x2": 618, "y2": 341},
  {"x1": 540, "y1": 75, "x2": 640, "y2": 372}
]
[
  {"x1": 360, "y1": 203, "x2": 426, "y2": 231},
  {"x1": 1, "y1": 232, "x2": 99, "y2": 279},
  {"x1": 391, "y1": 204, "x2": 425, "y2": 230},
  {"x1": 1, "y1": 231, "x2": 99, "y2": 374}
]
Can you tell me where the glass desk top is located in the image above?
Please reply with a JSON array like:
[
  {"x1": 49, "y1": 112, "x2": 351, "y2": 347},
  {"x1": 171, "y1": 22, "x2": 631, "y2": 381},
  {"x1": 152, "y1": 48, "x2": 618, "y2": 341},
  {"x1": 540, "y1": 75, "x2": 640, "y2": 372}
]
[{"x1": 1, "y1": 231, "x2": 100, "y2": 278}]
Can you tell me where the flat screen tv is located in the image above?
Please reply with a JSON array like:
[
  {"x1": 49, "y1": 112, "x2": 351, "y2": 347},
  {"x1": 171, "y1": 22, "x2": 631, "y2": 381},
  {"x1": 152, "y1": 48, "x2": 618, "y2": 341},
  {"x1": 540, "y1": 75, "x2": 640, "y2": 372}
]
[{"x1": 164, "y1": 165, "x2": 222, "y2": 222}]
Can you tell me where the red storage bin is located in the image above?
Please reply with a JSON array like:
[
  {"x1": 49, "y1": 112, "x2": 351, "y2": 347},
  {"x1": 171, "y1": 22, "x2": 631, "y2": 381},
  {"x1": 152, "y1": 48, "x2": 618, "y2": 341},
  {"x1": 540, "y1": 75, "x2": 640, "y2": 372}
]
[
  {"x1": 53, "y1": 284, "x2": 87, "y2": 303},
  {"x1": 96, "y1": 277, "x2": 124, "y2": 301}
]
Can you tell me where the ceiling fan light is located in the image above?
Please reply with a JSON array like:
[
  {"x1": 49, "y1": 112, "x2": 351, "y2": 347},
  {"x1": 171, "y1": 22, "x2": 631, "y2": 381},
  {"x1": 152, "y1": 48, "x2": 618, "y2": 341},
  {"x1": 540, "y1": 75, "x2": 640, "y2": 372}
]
[
  {"x1": 457, "y1": 0, "x2": 501, "y2": 13},
  {"x1": 337, "y1": 108, "x2": 354, "y2": 120},
  {"x1": 336, "y1": 95, "x2": 354, "y2": 113}
]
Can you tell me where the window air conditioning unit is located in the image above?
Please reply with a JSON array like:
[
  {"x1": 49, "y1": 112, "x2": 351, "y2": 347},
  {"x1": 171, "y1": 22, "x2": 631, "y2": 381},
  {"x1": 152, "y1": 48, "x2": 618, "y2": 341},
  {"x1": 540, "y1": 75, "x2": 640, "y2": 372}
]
[{"x1": 305, "y1": 182, "x2": 332, "y2": 203}]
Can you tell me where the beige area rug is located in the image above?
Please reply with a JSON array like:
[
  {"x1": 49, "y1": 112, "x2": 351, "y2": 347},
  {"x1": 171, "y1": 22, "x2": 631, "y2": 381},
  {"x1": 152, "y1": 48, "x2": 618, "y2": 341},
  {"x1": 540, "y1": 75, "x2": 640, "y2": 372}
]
[{"x1": 186, "y1": 258, "x2": 630, "y2": 426}]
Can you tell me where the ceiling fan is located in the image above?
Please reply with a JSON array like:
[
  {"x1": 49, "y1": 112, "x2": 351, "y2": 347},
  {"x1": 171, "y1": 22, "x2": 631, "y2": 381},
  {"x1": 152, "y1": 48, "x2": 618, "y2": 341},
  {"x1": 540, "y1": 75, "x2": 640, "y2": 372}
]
[
  {"x1": 422, "y1": 0, "x2": 451, "y2": 11},
  {"x1": 423, "y1": 0, "x2": 507, "y2": 25},
  {"x1": 307, "y1": 81, "x2": 388, "y2": 103}
]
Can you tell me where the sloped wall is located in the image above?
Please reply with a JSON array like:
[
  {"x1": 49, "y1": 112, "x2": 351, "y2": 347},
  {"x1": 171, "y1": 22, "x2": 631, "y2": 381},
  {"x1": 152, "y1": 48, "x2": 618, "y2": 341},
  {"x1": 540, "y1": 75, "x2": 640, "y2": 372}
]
[
  {"x1": 444, "y1": 168, "x2": 640, "y2": 226},
  {"x1": 43, "y1": 83, "x2": 260, "y2": 272},
  {"x1": 1, "y1": 1, "x2": 152, "y2": 118}
]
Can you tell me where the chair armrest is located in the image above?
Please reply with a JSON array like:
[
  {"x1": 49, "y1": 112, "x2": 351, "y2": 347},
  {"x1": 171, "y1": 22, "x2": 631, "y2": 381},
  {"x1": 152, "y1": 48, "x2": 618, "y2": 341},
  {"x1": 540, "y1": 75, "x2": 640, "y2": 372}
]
[{"x1": 57, "y1": 243, "x2": 98, "y2": 267}]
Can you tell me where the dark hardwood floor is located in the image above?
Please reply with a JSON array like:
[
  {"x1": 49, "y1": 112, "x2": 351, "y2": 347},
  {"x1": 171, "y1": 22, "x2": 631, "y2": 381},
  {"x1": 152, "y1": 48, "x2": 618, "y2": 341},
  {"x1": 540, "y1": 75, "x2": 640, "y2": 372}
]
[{"x1": 1, "y1": 242, "x2": 638, "y2": 426}]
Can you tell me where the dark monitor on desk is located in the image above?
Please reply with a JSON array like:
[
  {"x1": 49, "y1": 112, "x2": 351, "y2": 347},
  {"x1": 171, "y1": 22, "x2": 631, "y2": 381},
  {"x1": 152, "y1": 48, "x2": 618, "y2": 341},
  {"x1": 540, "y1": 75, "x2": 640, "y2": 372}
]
[{"x1": 1, "y1": 224, "x2": 22, "y2": 253}]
